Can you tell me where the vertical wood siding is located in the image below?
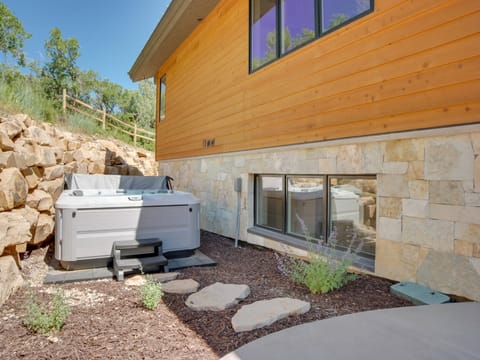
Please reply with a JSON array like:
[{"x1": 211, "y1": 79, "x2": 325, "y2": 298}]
[{"x1": 155, "y1": 0, "x2": 480, "y2": 160}]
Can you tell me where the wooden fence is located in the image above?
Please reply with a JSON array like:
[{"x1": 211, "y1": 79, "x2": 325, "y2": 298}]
[{"x1": 62, "y1": 89, "x2": 155, "y2": 147}]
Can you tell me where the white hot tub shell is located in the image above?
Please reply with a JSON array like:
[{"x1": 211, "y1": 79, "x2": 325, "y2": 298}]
[{"x1": 55, "y1": 174, "x2": 200, "y2": 269}]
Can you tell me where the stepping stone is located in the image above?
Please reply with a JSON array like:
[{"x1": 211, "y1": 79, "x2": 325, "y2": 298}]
[
  {"x1": 151, "y1": 272, "x2": 180, "y2": 283},
  {"x1": 231, "y1": 297, "x2": 310, "y2": 332},
  {"x1": 162, "y1": 279, "x2": 199, "y2": 294},
  {"x1": 124, "y1": 274, "x2": 146, "y2": 286},
  {"x1": 186, "y1": 282, "x2": 250, "y2": 311}
]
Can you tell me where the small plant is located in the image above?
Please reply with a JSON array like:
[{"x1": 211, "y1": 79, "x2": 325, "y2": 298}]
[
  {"x1": 285, "y1": 215, "x2": 362, "y2": 294},
  {"x1": 24, "y1": 288, "x2": 71, "y2": 334},
  {"x1": 140, "y1": 276, "x2": 163, "y2": 310}
]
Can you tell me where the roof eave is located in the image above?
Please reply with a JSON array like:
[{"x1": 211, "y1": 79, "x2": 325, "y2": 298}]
[{"x1": 129, "y1": 0, "x2": 220, "y2": 82}]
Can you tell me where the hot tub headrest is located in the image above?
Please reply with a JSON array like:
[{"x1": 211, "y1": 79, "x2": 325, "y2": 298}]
[{"x1": 64, "y1": 174, "x2": 174, "y2": 191}]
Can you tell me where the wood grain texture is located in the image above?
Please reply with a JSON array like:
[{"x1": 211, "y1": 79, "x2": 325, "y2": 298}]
[{"x1": 154, "y1": 0, "x2": 480, "y2": 160}]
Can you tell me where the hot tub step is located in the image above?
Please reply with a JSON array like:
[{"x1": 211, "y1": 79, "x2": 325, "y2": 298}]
[{"x1": 113, "y1": 238, "x2": 169, "y2": 281}]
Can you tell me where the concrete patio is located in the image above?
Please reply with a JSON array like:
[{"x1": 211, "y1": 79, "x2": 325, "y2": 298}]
[{"x1": 221, "y1": 302, "x2": 480, "y2": 360}]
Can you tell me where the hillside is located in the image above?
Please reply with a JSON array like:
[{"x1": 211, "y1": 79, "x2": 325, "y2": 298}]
[{"x1": 0, "y1": 111, "x2": 157, "y2": 305}]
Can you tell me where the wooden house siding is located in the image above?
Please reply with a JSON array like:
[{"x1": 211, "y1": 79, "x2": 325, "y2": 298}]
[{"x1": 155, "y1": 0, "x2": 480, "y2": 160}]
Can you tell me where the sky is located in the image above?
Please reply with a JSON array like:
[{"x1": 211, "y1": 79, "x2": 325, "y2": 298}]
[{"x1": 2, "y1": 0, "x2": 172, "y2": 89}]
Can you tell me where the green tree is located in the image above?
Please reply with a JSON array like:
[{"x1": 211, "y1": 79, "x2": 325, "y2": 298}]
[
  {"x1": 41, "y1": 27, "x2": 80, "y2": 99},
  {"x1": 328, "y1": 13, "x2": 349, "y2": 30},
  {"x1": 135, "y1": 79, "x2": 155, "y2": 129},
  {"x1": 0, "y1": 2, "x2": 31, "y2": 66}
]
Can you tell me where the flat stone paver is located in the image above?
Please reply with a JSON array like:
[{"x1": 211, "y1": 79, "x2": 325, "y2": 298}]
[
  {"x1": 161, "y1": 279, "x2": 199, "y2": 294},
  {"x1": 186, "y1": 282, "x2": 250, "y2": 311},
  {"x1": 151, "y1": 272, "x2": 180, "y2": 283},
  {"x1": 231, "y1": 297, "x2": 310, "y2": 332},
  {"x1": 221, "y1": 302, "x2": 480, "y2": 360}
]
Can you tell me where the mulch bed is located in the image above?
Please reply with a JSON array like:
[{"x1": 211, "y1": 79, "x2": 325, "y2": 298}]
[{"x1": 0, "y1": 230, "x2": 411, "y2": 359}]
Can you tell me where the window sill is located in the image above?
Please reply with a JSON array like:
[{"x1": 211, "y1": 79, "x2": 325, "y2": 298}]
[{"x1": 247, "y1": 226, "x2": 375, "y2": 272}]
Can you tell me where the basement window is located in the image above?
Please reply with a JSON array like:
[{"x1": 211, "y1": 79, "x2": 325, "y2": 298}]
[
  {"x1": 253, "y1": 174, "x2": 377, "y2": 268},
  {"x1": 250, "y1": 0, "x2": 374, "y2": 72}
]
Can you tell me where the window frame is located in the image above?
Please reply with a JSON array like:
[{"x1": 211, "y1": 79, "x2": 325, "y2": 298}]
[
  {"x1": 249, "y1": 0, "x2": 374, "y2": 73},
  {"x1": 158, "y1": 75, "x2": 166, "y2": 122},
  {"x1": 253, "y1": 173, "x2": 377, "y2": 268}
]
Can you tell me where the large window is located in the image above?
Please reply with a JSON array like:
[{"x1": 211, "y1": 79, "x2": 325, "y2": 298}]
[
  {"x1": 254, "y1": 174, "x2": 376, "y2": 264},
  {"x1": 250, "y1": 0, "x2": 374, "y2": 72},
  {"x1": 158, "y1": 75, "x2": 166, "y2": 122}
]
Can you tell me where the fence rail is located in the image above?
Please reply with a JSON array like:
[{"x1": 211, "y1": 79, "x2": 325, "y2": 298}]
[{"x1": 62, "y1": 89, "x2": 155, "y2": 147}]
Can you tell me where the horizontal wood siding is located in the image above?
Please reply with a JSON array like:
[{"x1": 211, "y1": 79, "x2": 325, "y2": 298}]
[{"x1": 155, "y1": 0, "x2": 480, "y2": 160}]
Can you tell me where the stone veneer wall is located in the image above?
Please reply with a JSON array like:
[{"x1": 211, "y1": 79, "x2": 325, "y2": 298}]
[{"x1": 159, "y1": 124, "x2": 480, "y2": 301}]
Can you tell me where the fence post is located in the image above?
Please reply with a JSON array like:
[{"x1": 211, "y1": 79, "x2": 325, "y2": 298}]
[
  {"x1": 133, "y1": 123, "x2": 137, "y2": 147},
  {"x1": 62, "y1": 89, "x2": 67, "y2": 115},
  {"x1": 102, "y1": 109, "x2": 106, "y2": 130}
]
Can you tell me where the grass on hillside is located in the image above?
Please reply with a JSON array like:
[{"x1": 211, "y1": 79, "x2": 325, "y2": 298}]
[{"x1": 0, "y1": 76, "x2": 154, "y2": 151}]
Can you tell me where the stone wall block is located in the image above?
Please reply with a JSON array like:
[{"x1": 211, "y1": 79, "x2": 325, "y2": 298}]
[
  {"x1": 13, "y1": 139, "x2": 40, "y2": 167},
  {"x1": 429, "y1": 181, "x2": 465, "y2": 205},
  {"x1": 454, "y1": 223, "x2": 480, "y2": 244},
  {"x1": 23, "y1": 126, "x2": 53, "y2": 146},
  {"x1": 21, "y1": 167, "x2": 41, "y2": 190},
  {"x1": 37, "y1": 145, "x2": 57, "y2": 167},
  {"x1": 425, "y1": 136, "x2": 474, "y2": 180},
  {"x1": 31, "y1": 214, "x2": 54, "y2": 245},
  {"x1": 430, "y1": 204, "x2": 480, "y2": 225},
  {"x1": 377, "y1": 217, "x2": 402, "y2": 241},
  {"x1": 0, "y1": 168, "x2": 28, "y2": 210},
  {"x1": 0, "y1": 256, "x2": 24, "y2": 306},
  {"x1": 417, "y1": 251, "x2": 480, "y2": 301},
  {"x1": 385, "y1": 139, "x2": 424, "y2": 162},
  {"x1": 381, "y1": 162, "x2": 409, "y2": 174},
  {"x1": 37, "y1": 177, "x2": 64, "y2": 202},
  {"x1": 0, "y1": 119, "x2": 24, "y2": 139},
  {"x1": 0, "y1": 130, "x2": 14, "y2": 151},
  {"x1": 402, "y1": 199, "x2": 429, "y2": 218},
  {"x1": 43, "y1": 164, "x2": 64, "y2": 181},
  {"x1": 379, "y1": 197, "x2": 402, "y2": 218},
  {"x1": 337, "y1": 144, "x2": 361, "y2": 173},
  {"x1": 0, "y1": 211, "x2": 32, "y2": 254},
  {"x1": 408, "y1": 180, "x2": 429, "y2": 200},
  {"x1": 402, "y1": 216, "x2": 454, "y2": 252},
  {"x1": 26, "y1": 189, "x2": 53, "y2": 212},
  {"x1": 465, "y1": 192, "x2": 480, "y2": 207},
  {"x1": 377, "y1": 174, "x2": 409, "y2": 198},
  {"x1": 0, "y1": 151, "x2": 13, "y2": 169},
  {"x1": 408, "y1": 161, "x2": 425, "y2": 180}
]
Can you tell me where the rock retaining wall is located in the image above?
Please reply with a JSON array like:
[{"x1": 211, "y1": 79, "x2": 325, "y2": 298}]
[{"x1": 0, "y1": 113, "x2": 157, "y2": 305}]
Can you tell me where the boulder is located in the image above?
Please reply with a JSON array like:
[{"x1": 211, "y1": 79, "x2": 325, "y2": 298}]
[
  {"x1": 37, "y1": 177, "x2": 64, "y2": 202},
  {"x1": 21, "y1": 167, "x2": 42, "y2": 190},
  {"x1": 23, "y1": 125, "x2": 53, "y2": 146},
  {"x1": 43, "y1": 164, "x2": 64, "y2": 181},
  {"x1": 37, "y1": 145, "x2": 57, "y2": 167},
  {"x1": 26, "y1": 189, "x2": 53, "y2": 212},
  {"x1": 0, "y1": 118, "x2": 24, "y2": 139},
  {"x1": 0, "y1": 211, "x2": 32, "y2": 254},
  {"x1": 14, "y1": 138, "x2": 40, "y2": 167},
  {"x1": 0, "y1": 130, "x2": 14, "y2": 150},
  {"x1": 231, "y1": 298, "x2": 311, "y2": 332},
  {"x1": 0, "y1": 151, "x2": 13, "y2": 169},
  {"x1": 186, "y1": 283, "x2": 250, "y2": 311},
  {"x1": 12, "y1": 206, "x2": 39, "y2": 233},
  {"x1": 0, "y1": 168, "x2": 28, "y2": 211},
  {"x1": 0, "y1": 256, "x2": 24, "y2": 306},
  {"x1": 31, "y1": 213, "x2": 54, "y2": 245}
]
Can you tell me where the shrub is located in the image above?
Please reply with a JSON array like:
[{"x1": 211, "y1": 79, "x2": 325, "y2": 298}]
[
  {"x1": 24, "y1": 289, "x2": 70, "y2": 334},
  {"x1": 140, "y1": 277, "x2": 163, "y2": 310},
  {"x1": 285, "y1": 215, "x2": 362, "y2": 294}
]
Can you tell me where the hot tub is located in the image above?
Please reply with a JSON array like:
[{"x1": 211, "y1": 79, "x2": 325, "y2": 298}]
[{"x1": 55, "y1": 174, "x2": 200, "y2": 269}]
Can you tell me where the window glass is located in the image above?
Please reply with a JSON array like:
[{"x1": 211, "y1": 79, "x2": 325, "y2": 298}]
[
  {"x1": 251, "y1": 0, "x2": 278, "y2": 71},
  {"x1": 321, "y1": 0, "x2": 371, "y2": 33},
  {"x1": 329, "y1": 177, "x2": 376, "y2": 259},
  {"x1": 280, "y1": 0, "x2": 316, "y2": 54},
  {"x1": 255, "y1": 175, "x2": 284, "y2": 231},
  {"x1": 159, "y1": 75, "x2": 166, "y2": 121},
  {"x1": 286, "y1": 176, "x2": 324, "y2": 241}
]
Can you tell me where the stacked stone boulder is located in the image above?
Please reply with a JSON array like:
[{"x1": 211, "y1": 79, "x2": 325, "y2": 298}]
[{"x1": 0, "y1": 113, "x2": 157, "y2": 305}]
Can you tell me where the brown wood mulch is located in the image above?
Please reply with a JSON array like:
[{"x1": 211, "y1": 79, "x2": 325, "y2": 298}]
[{"x1": 0, "y1": 230, "x2": 411, "y2": 359}]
